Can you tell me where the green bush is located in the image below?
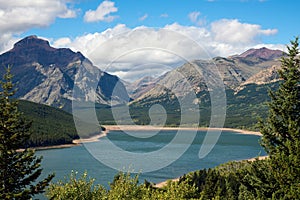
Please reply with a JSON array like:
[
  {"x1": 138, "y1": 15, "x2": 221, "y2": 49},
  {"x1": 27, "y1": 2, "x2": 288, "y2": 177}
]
[{"x1": 46, "y1": 171, "x2": 106, "y2": 200}]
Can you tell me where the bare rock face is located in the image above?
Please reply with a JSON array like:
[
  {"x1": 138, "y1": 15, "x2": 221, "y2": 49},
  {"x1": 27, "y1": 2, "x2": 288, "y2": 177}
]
[
  {"x1": 0, "y1": 35, "x2": 129, "y2": 110},
  {"x1": 235, "y1": 65, "x2": 281, "y2": 92}
]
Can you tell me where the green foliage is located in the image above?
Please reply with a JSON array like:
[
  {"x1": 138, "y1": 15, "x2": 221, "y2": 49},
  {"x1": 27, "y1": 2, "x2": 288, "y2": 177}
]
[
  {"x1": 177, "y1": 161, "x2": 253, "y2": 200},
  {"x1": 18, "y1": 100, "x2": 79, "y2": 147},
  {"x1": 0, "y1": 66, "x2": 54, "y2": 199},
  {"x1": 47, "y1": 171, "x2": 198, "y2": 200},
  {"x1": 260, "y1": 37, "x2": 300, "y2": 155},
  {"x1": 244, "y1": 38, "x2": 300, "y2": 199},
  {"x1": 107, "y1": 172, "x2": 143, "y2": 199},
  {"x1": 46, "y1": 171, "x2": 106, "y2": 200},
  {"x1": 17, "y1": 100, "x2": 105, "y2": 147}
]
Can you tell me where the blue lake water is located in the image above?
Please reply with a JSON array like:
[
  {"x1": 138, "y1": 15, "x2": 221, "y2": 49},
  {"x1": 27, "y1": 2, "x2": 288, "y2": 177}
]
[{"x1": 36, "y1": 130, "x2": 266, "y2": 189}]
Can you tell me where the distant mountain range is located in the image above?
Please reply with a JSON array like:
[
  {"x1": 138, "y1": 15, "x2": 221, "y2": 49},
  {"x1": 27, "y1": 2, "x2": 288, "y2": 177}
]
[
  {"x1": 0, "y1": 35, "x2": 286, "y2": 129},
  {"x1": 125, "y1": 47, "x2": 285, "y2": 128},
  {"x1": 131, "y1": 47, "x2": 284, "y2": 106}
]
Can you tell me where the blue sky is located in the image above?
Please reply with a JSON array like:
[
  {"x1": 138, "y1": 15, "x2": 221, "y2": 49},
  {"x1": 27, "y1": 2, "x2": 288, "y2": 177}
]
[
  {"x1": 0, "y1": 0, "x2": 298, "y2": 80},
  {"x1": 21, "y1": 0, "x2": 299, "y2": 44}
]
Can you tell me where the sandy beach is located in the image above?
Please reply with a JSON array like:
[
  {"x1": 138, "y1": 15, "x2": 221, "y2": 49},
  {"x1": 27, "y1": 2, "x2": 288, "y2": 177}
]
[
  {"x1": 103, "y1": 125, "x2": 262, "y2": 136},
  {"x1": 16, "y1": 143, "x2": 79, "y2": 152},
  {"x1": 73, "y1": 131, "x2": 108, "y2": 144}
]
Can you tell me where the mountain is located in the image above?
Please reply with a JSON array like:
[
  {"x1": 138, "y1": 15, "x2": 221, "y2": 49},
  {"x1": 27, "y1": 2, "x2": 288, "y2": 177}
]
[
  {"x1": 0, "y1": 35, "x2": 129, "y2": 111},
  {"x1": 237, "y1": 47, "x2": 285, "y2": 60},
  {"x1": 132, "y1": 48, "x2": 283, "y2": 106},
  {"x1": 125, "y1": 76, "x2": 158, "y2": 99},
  {"x1": 126, "y1": 47, "x2": 284, "y2": 128}
]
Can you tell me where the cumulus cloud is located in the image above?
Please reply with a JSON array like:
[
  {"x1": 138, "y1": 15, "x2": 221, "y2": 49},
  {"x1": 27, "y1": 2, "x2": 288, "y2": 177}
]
[
  {"x1": 51, "y1": 19, "x2": 281, "y2": 81},
  {"x1": 211, "y1": 19, "x2": 277, "y2": 44},
  {"x1": 53, "y1": 37, "x2": 72, "y2": 47},
  {"x1": 0, "y1": 0, "x2": 77, "y2": 53},
  {"x1": 84, "y1": 0, "x2": 118, "y2": 22},
  {"x1": 0, "y1": 0, "x2": 76, "y2": 33},
  {"x1": 139, "y1": 14, "x2": 148, "y2": 21}
]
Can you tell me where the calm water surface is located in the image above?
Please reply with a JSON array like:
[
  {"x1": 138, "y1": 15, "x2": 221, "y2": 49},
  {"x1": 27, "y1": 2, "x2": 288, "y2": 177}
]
[{"x1": 37, "y1": 130, "x2": 266, "y2": 187}]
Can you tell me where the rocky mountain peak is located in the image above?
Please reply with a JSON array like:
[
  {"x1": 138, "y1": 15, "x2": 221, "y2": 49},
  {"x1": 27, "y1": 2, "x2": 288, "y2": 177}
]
[
  {"x1": 1, "y1": 35, "x2": 84, "y2": 67},
  {"x1": 238, "y1": 47, "x2": 285, "y2": 60},
  {"x1": 13, "y1": 35, "x2": 53, "y2": 51}
]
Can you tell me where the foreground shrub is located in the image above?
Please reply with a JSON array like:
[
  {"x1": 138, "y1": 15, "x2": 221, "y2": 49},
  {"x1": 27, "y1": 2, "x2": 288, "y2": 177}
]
[{"x1": 46, "y1": 171, "x2": 106, "y2": 200}]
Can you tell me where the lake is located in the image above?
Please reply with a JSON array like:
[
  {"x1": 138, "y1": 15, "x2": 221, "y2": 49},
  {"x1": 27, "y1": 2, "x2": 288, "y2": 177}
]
[{"x1": 36, "y1": 129, "x2": 266, "y2": 188}]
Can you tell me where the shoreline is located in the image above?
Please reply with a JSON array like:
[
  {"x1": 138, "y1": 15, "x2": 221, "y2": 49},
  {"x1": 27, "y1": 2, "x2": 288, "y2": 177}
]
[
  {"x1": 23, "y1": 125, "x2": 261, "y2": 151},
  {"x1": 17, "y1": 131, "x2": 107, "y2": 152},
  {"x1": 103, "y1": 125, "x2": 262, "y2": 136},
  {"x1": 72, "y1": 131, "x2": 108, "y2": 144}
]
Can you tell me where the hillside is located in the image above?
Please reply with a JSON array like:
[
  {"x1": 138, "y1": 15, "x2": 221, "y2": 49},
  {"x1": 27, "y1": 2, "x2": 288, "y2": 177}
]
[{"x1": 18, "y1": 100, "x2": 78, "y2": 147}]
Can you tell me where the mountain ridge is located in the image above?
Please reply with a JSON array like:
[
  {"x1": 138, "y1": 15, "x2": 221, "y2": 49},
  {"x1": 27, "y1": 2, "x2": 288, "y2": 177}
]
[{"x1": 236, "y1": 47, "x2": 285, "y2": 60}]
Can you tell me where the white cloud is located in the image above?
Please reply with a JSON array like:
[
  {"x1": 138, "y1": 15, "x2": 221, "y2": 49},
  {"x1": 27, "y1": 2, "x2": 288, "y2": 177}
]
[
  {"x1": 139, "y1": 14, "x2": 148, "y2": 21},
  {"x1": 0, "y1": 34, "x2": 20, "y2": 53},
  {"x1": 59, "y1": 9, "x2": 77, "y2": 19},
  {"x1": 188, "y1": 11, "x2": 201, "y2": 23},
  {"x1": 0, "y1": 0, "x2": 77, "y2": 53},
  {"x1": 53, "y1": 19, "x2": 279, "y2": 81},
  {"x1": 84, "y1": 0, "x2": 118, "y2": 22},
  {"x1": 53, "y1": 19, "x2": 281, "y2": 81},
  {"x1": 211, "y1": 19, "x2": 277, "y2": 45},
  {"x1": 53, "y1": 37, "x2": 72, "y2": 47},
  {"x1": 0, "y1": 0, "x2": 76, "y2": 33},
  {"x1": 188, "y1": 11, "x2": 206, "y2": 26}
]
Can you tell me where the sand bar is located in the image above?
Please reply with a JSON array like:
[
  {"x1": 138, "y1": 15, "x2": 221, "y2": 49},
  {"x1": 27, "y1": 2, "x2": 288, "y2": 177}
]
[
  {"x1": 103, "y1": 125, "x2": 262, "y2": 136},
  {"x1": 73, "y1": 131, "x2": 108, "y2": 144}
]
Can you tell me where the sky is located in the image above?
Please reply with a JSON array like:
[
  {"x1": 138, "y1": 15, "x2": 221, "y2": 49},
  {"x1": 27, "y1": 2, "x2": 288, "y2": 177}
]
[{"x1": 0, "y1": 0, "x2": 299, "y2": 81}]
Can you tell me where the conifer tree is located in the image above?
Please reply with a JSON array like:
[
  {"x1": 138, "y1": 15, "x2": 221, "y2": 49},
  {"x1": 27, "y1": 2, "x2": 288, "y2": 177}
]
[
  {"x1": 260, "y1": 37, "x2": 300, "y2": 156},
  {"x1": 247, "y1": 38, "x2": 300, "y2": 199},
  {"x1": 0, "y1": 66, "x2": 54, "y2": 199}
]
